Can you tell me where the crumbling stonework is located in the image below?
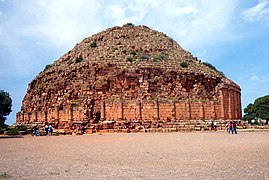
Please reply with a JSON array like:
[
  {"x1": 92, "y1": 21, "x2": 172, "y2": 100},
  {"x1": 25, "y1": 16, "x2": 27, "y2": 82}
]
[{"x1": 16, "y1": 24, "x2": 242, "y2": 133}]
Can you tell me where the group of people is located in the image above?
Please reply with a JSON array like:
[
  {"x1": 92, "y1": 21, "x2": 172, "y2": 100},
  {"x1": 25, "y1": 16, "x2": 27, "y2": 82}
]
[
  {"x1": 225, "y1": 121, "x2": 237, "y2": 134},
  {"x1": 211, "y1": 121, "x2": 238, "y2": 134},
  {"x1": 45, "y1": 124, "x2": 53, "y2": 136},
  {"x1": 32, "y1": 124, "x2": 53, "y2": 136}
]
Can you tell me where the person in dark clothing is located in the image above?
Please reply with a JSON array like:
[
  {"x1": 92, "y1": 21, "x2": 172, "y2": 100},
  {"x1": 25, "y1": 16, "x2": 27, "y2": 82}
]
[
  {"x1": 233, "y1": 121, "x2": 237, "y2": 134},
  {"x1": 229, "y1": 121, "x2": 234, "y2": 134},
  {"x1": 81, "y1": 125, "x2": 85, "y2": 134},
  {"x1": 48, "y1": 124, "x2": 53, "y2": 136},
  {"x1": 211, "y1": 121, "x2": 214, "y2": 130}
]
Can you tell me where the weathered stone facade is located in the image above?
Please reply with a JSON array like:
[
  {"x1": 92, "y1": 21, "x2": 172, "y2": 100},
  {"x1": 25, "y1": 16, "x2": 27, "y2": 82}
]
[{"x1": 16, "y1": 24, "x2": 242, "y2": 132}]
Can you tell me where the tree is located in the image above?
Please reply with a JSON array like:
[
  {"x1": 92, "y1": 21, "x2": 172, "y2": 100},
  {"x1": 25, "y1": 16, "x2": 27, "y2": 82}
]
[
  {"x1": 0, "y1": 90, "x2": 12, "y2": 127},
  {"x1": 243, "y1": 95, "x2": 269, "y2": 124},
  {"x1": 254, "y1": 95, "x2": 269, "y2": 121},
  {"x1": 243, "y1": 103, "x2": 255, "y2": 121}
]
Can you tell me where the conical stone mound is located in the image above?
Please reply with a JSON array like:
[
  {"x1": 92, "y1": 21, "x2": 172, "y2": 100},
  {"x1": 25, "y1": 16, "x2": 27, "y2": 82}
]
[{"x1": 16, "y1": 24, "x2": 242, "y2": 133}]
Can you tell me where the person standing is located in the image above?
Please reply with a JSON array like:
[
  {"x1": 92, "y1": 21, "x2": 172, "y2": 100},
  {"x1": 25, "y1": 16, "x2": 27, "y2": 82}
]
[
  {"x1": 211, "y1": 121, "x2": 214, "y2": 131},
  {"x1": 45, "y1": 124, "x2": 49, "y2": 135},
  {"x1": 229, "y1": 121, "x2": 234, "y2": 134},
  {"x1": 233, "y1": 121, "x2": 237, "y2": 134},
  {"x1": 48, "y1": 124, "x2": 53, "y2": 136},
  {"x1": 225, "y1": 121, "x2": 229, "y2": 133},
  {"x1": 213, "y1": 121, "x2": 217, "y2": 131}
]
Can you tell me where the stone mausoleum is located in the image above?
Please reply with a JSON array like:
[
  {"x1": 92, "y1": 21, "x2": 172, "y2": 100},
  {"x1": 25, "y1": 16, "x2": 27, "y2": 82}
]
[{"x1": 16, "y1": 24, "x2": 242, "y2": 133}]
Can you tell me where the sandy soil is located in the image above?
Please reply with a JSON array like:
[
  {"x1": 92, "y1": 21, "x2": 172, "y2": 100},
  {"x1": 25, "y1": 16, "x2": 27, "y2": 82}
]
[{"x1": 0, "y1": 132, "x2": 268, "y2": 180}]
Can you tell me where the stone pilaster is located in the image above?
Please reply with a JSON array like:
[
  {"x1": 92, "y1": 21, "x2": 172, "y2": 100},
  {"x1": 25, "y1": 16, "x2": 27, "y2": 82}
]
[
  {"x1": 185, "y1": 101, "x2": 191, "y2": 120},
  {"x1": 199, "y1": 101, "x2": 205, "y2": 119},
  {"x1": 21, "y1": 112, "x2": 24, "y2": 123},
  {"x1": 238, "y1": 91, "x2": 242, "y2": 119},
  {"x1": 136, "y1": 100, "x2": 142, "y2": 120},
  {"x1": 79, "y1": 107, "x2": 82, "y2": 121},
  {"x1": 68, "y1": 107, "x2": 73, "y2": 124},
  {"x1": 100, "y1": 101, "x2": 106, "y2": 121},
  {"x1": 118, "y1": 102, "x2": 123, "y2": 120},
  {"x1": 154, "y1": 100, "x2": 159, "y2": 120},
  {"x1": 55, "y1": 107, "x2": 59, "y2": 121},
  {"x1": 234, "y1": 91, "x2": 239, "y2": 119},
  {"x1": 211, "y1": 101, "x2": 216, "y2": 119},
  {"x1": 172, "y1": 101, "x2": 176, "y2": 120},
  {"x1": 34, "y1": 111, "x2": 38, "y2": 122},
  {"x1": 44, "y1": 111, "x2": 48, "y2": 124},
  {"x1": 220, "y1": 90, "x2": 225, "y2": 120},
  {"x1": 228, "y1": 90, "x2": 234, "y2": 120},
  {"x1": 27, "y1": 112, "x2": 30, "y2": 123}
]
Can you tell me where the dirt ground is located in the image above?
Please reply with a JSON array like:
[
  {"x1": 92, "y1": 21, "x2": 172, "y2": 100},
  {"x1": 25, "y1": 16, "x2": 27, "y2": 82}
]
[{"x1": 0, "y1": 131, "x2": 268, "y2": 180}]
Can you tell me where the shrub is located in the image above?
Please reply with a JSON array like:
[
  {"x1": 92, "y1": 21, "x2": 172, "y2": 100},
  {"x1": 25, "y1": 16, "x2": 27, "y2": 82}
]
[
  {"x1": 202, "y1": 62, "x2": 225, "y2": 77},
  {"x1": 44, "y1": 64, "x2": 52, "y2": 71},
  {"x1": 158, "y1": 54, "x2": 167, "y2": 60},
  {"x1": 140, "y1": 54, "x2": 149, "y2": 60},
  {"x1": 126, "y1": 57, "x2": 134, "y2": 63},
  {"x1": 123, "y1": 23, "x2": 135, "y2": 27},
  {"x1": 153, "y1": 56, "x2": 159, "y2": 62},
  {"x1": 180, "y1": 62, "x2": 188, "y2": 68},
  {"x1": 7, "y1": 128, "x2": 19, "y2": 135},
  {"x1": 153, "y1": 54, "x2": 167, "y2": 62},
  {"x1": 68, "y1": 60, "x2": 73, "y2": 65},
  {"x1": 16, "y1": 125, "x2": 27, "y2": 131},
  {"x1": 75, "y1": 55, "x2": 83, "y2": 63},
  {"x1": 130, "y1": 50, "x2": 137, "y2": 56},
  {"x1": 89, "y1": 41, "x2": 97, "y2": 48}
]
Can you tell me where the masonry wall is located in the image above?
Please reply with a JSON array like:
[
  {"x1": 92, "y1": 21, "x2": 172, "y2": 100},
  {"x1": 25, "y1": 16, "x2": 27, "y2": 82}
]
[{"x1": 16, "y1": 87, "x2": 242, "y2": 130}]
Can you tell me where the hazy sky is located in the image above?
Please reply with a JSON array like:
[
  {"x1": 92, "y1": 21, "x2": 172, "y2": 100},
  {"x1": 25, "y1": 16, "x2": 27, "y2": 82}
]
[{"x1": 1, "y1": 0, "x2": 269, "y2": 125}]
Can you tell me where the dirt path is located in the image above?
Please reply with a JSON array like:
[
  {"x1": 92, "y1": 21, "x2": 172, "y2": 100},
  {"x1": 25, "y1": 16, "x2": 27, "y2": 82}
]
[{"x1": 1, "y1": 132, "x2": 268, "y2": 179}]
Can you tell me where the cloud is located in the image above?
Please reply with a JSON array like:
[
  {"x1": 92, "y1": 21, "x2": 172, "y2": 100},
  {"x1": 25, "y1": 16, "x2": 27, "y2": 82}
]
[
  {"x1": 104, "y1": 5, "x2": 126, "y2": 23},
  {"x1": 136, "y1": 0, "x2": 240, "y2": 59},
  {"x1": 0, "y1": 0, "x2": 106, "y2": 78},
  {"x1": 250, "y1": 73, "x2": 269, "y2": 82},
  {"x1": 20, "y1": 0, "x2": 104, "y2": 48},
  {"x1": 0, "y1": 0, "x2": 241, "y2": 55},
  {"x1": 103, "y1": 1, "x2": 155, "y2": 26},
  {"x1": 242, "y1": 0, "x2": 269, "y2": 22},
  {"x1": 0, "y1": 0, "x2": 106, "y2": 51}
]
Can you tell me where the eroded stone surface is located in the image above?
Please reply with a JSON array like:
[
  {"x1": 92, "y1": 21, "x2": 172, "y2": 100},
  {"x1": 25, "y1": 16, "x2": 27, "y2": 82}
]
[{"x1": 16, "y1": 24, "x2": 242, "y2": 132}]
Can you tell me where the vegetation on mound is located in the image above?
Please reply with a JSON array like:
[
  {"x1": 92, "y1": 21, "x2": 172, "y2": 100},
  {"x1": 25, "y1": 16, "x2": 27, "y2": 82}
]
[
  {"x1": 75, "y1": 55, "x2": 83, "y2": 63},
  {"x1": 89, "y1": 41, "x2": 97, "y2": 48},
  {"x1": 180, "y1": 62, "x2": 188, "y2": 68},
  {"x1": 123, "y1": 22, "x2": 135, "y2": 27},
  {"x1": 130, "y1": 50, "x2": 137, "y2": 56},
  {"x1": 202, "y1": 62, "x2": 225, "y2": 77},
  {"x1": 126, "y1": 57, "x2": 135, "y2": 63},
  {"x1": 44, "y1": 64, "x2": 52, "y2": 71},
  {"x1": 139, "y1": 54, "x2": 149, "y2": 60}
]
